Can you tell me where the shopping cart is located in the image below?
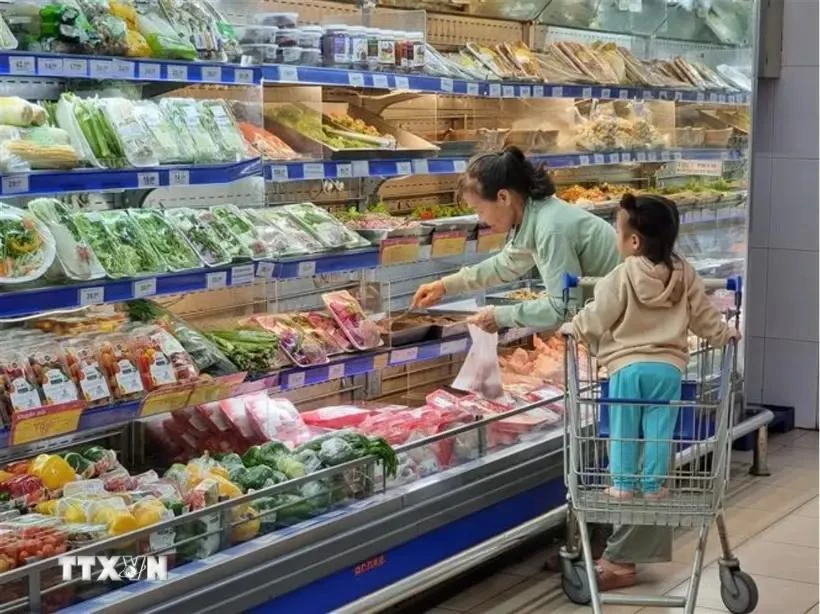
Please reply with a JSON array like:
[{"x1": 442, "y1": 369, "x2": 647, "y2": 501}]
[{"x1": 558, "y1": 274, "x2": 758, "y2": 614}]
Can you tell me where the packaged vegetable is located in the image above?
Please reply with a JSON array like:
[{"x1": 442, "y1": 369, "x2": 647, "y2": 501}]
[
  {"x1": 165, "y1": 207, "x2": 244, "y2": 265},
  {"x1": 249, "y1": 208, "x2": 325, "y2": 254},
  {"x1": 231, "y1": 504, "x2": 260, "y2": 542},
  {"x1": 0, "y1": 473, "x2": 44, "y2": 503},
  {"x1": 209, "y1": 205, "x2": 270, "y2": 259},
  {"x1": 135, "y1": 0, "x2": 197, "y2": 60},
  {"x1": 322, "y1": 290, "x2": 382, "y2": 350},
  {"x1": 159, "y1": 98, "x2": 222, "y2": 163},
  {"x1": 30, "y1": 455, "x2": 77, "y2": 491},
  {"x1": 283, "y1": 203, "x2": 370, "y2": 250},
  {"x1": 0, "y1": 98, "x2": 47, "y2": 127},
  {"x1": 246, "y1": 209, "x2": 314, "y2": 257},
  {"x1": 199, "y1": 100, "x2": 248, "y2": 162},
  {"x1": 0, "y1": 204, "x2": 56, "y2": 284},
  {"x1": 97, "y1": 97, "x2": 159, "y2": 167},
  {"x1": 70, "y1": 96, "x2": 126, "y2": 168},
  {"x1": 247, "y1": 315, "x2": 328, "y2": 367},
  {"x1": 0, "y1": 351, "x2": 45, "y2": 413},
  {"x1": 128, "y1": 209, "x2": 202, "y2": 271},
  {"x1": 98, "y1": 334, "x2": 145, "y2": 400},
  {"x1": 63, "y1": 337, "x2": 112, "y2": 406},
  {"x1": 26, "y1": 343, "x2": 80, "y2": 406},
  {"x1": 28, "y1": 198, "x2": 105, "y2": 281},
  {"x1": 160, "y1": 0, "x2": 223, "y2": 61},
  {"x1": 132, "y1": 100, "x2": 186, "y2": 163},
  {"x1": 130, "y1": 325, "x2": 198, "y2": 390}
]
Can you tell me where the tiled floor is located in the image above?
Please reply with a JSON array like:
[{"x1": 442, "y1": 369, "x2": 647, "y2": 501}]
[{"x1": 431, "y1": 429, "x2": 819, "y2": 614}]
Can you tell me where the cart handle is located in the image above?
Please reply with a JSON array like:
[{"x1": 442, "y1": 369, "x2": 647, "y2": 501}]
[{"x1": 562, "y1": 272, "x2": 742, "y2": 293}]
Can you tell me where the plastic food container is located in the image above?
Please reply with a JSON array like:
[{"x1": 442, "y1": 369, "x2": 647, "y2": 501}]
[
  {"x1": 241, "y1": 44, "x2": 278, "y2": 65},
  {"x1": 377, "y1": 29, "x2": 396, "y2": 71},
  {"x1": 275, "y1": 27, "x2": 299, "y2": 48},
  {"x1": 348, "y1": 26, "x2": 368, "y2": 69},
  {"x1": 253, "y1": 12, "x2": 298, "y2": 28},
  {"x1": 279, "y1": 46, "x2": 303, "y2": 64},
  {"x1": 322, "y1": 25, "x2": 350, "y2": 67},
  {"x1": 297, "y1": 25, "x2": 323, "y2": 49},
  {"x1": 233, "y1": 24, "x2": 278, "y2": 44},
  {"x1": 301, "y1": 48, "x2": 321, "y2": 66}
]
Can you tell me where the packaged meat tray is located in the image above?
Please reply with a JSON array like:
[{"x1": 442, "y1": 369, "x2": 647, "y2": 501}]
[
  {"x1": 301, "y1": 405, "x2": 373, "y2": 430},
  {"x1": 322, "y1": 290, "x2": 382, "y2": 351}
]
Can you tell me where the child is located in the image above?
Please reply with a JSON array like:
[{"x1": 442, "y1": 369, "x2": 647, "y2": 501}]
[{"x1": 560, "y1": 192, "x2": 740, "y2": 588}]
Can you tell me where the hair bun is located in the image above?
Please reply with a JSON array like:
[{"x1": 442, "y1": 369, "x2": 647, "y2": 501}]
[
  {"x1": 503, "y1": 145, "x2": 526, "y2": 163},
  {"x1": 620, "y1": 192, "x2": 637, "y2": 210}
]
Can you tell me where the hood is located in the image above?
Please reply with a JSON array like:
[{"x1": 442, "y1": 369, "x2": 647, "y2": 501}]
[{"x1": 624, "y1": 256, "x2": 685, "y2": 307}]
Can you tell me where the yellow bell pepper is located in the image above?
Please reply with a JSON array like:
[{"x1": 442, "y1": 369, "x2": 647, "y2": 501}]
[
  {"x1": 211, "y1": 475, "x2": 242, "y2": 499},
  {"x1": 208, "y1": 466, "x2": 229, "y2": 480},
  {"x1": 231, "y1": 505, "x2": 260, "y2": 543},
  {"x1": 35, "y1": 499, "x2": 58, "y2": 515},
  {"x1": 30, "y1": 455, "x2": 77, "y2": 490},
  {"x1": 0, "y1": 470, "x2": 13, "y2": 484}
]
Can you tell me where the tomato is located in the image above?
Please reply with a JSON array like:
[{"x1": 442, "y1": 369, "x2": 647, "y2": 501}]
[
  {"x1": 54, "y1": 545, "x2": 66, "y2": 555},
  {"x1": 41, "y1": 544, "x2": 54, "y2": 557}
]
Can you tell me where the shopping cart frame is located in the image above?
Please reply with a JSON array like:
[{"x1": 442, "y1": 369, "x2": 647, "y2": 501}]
[{"x1": 557, "y1": 274, "x2": 758, "y2": 614}]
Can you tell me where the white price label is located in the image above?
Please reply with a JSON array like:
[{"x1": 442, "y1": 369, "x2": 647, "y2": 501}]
[
  {"x1": 37, "y1": 57, "x2": 63, "y2": 76},
  {"x1": 601, "y1": 88, "x2": 611, "y2": 99},
  {"x1": 336, "y1": 163, "x2": 352, "y2": 178},
  {"x1": 348, "y1": 72, "x2": 365, "y2": 87},
  {"x1": 206, "y1": 271, "x2": 228, "y2": 290},
  {"x1": 532, "y1": 85, "x2": 544, "y2": 97},
  {"x1": 64, "y1": 58, "x2": 88, "y2": 76},
  {"x1": 231, "y1": 264, "x2": 254, "y2": 286},
  {"x1": 79, "y1": 286, "x2": 105, "y2": 306},
  {"x1": 297, "y1": 261, "x2": 316, "y2": 277},
  {"x1": 618, "y1": 89, "x2": 629, "y2": 99},
  {"x1": 674, "y1": 91, "x2": 683, "y2": 101},
  {"x1": 720, "y1": 151, "x2": 730, "y2": 160},
  {"x1": 138, "y1": 63, "x2": 161, "y2": 80},
  {"x1": 372, "y1": 74, "x2": 389, "y2": 89},
  {"x1": 391, "y1": 347, "x2": 418, "y2": 364},
  {"x1": 303, "y1": 163, "x2": 325, "y2": 180},
  {"x1": 489, "y1": 83, "x2": 501, "y2": 97},
  {"x1": 661, "y1": 151, "x2": 671, "y2": 161},
  {"x1": 440, "y1": 338, "x2": 468, "y2": 355},
  {"x1": 582, "y1": 87, "x2": 593, "y2": 98},
  {"x1": 396, "y1": 161, "x2": 412, "y2": 176},
  {"x1": 607, "y1": 153, "x2": 620, "y2": 164},
  {"x1": 642, "y1": 90, "x2": 652, "y2": 100},
  {"x1": 234, "y1": 68, "x2": 253, "y2": 84},
  {"x1": 519, "y1": 86, "x2": 531, "y2": 98},
  {"x1": 287, "y1": 371, "x2": 306, "y2": 388},
  {"x1": 697, "y1": 92, "x2": 707, "y2": 103},
  {"x1": 647, "y1": 151, "x2": 658, "y2": 161},
  {"x1": 352, "y1": 160, "x2": 370, "y2": 177},
  {"x1": 453, "y1": 160, "x2": 467, "y2": 172},
  {"x1": 169, "y1": 169, "x2": 189, "y2": 185},
  {"x1": 270, "y1": 165, "x2": 288, "y2": 181},
  {"x1": 133, "y1": 278, "x2": 157, "y2": 298},
  {"x1": 9, "y1": 56, "x2": 35, "y2": 74},
  {"x1": 672, "y1": 151, "x2": 683, "y2": 160},
  {"x1": 466, "y1": 82, "x2": 479, "y2": 96},
  {"x1": 551, "y1": 86, "x2": 563, "y2": 97},
  {"x1": 502, "y1": 85, "x2": 515, "y2": 97},
  {"x1": 1, "y1": 174, "x2": 28, "y2": 194},
  {"x1": 578, "y1": 155, "x2": 590, "y2": 166},
  {"x1": 629, "y1": 0, "x2": 642, "y2": 11},
  {"x1": 113, "y1": 60, "x2": 135, "y2": 79},
  {"x1": 167, "y1": 64, "x2": 189, "y2": 81},
  {"x1": 440, "y1": 77, "x2": 453, "y2": 92},
  {"x1": 636, "y1": 151, "x2": 647, "y2": 162},
  {"x1": 278, "y1": 66, "x2": 298, "y2": 82},
  {"x1": 256, "y1": 261, "x2": 275, "y2": 279},
  {"x1": 328, "y1": 363, "x2": 345, "y2": 380},
  {"x1": 137, "y1": 172, "x2": 160, "y2": 188},
  {"x1": 394, "y1": 76, "x2": 410, "y2": 90},
  {"x1": 89, "y1": 60, "x2": 112, "y2": 78},
  {"x1": 412, "y1": 159, "x2": 429, "y2": 174},
  {"x1": 620, "y1": 152, "x2": 631, "y2": 162},
  {"x1": 202, "y1": 66, "x2": 223, "y2": 82},
  {"x1": 593, "y1": 153, "x2": 606, "y2": 165}
]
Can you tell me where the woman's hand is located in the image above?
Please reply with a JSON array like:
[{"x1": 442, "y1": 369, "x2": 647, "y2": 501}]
[
  {"x1": 467, "y1": 307, "x2": 499, "y2": 334},
  {"x1": 412, "y1": 280, "x2": 445, "y2": 309}
]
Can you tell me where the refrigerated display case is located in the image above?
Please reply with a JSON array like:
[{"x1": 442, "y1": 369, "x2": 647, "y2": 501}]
[{"x1": 0, "y1": 0, "x2": 768, "y2": 611}]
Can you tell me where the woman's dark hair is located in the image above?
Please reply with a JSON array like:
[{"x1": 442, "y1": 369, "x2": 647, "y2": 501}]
[
  {"x1": 460, "y1": 146, "x2": 555, "y2": 201},
  {"x1": 619, "y1": 193, "x2": 680, "y2": 269}
]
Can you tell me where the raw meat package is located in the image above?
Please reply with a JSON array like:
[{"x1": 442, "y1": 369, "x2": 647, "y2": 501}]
[
  {"x1": 219, "y1": 396, "x2": 264, "y2": 444},
  {"x1": 301, "y1": 405, "x2": 373, "y2": 430},
  {"x1": 321, "y1": 290, "x2": 382, "y2": 350},
  {"x1": 244, "y1": 393, "x2": 312, "y2": 447}
]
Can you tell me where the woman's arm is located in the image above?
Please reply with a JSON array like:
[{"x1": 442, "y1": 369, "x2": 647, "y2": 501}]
[{"x1": 441, "y1": 243, "x2": 535, "y2": 296}]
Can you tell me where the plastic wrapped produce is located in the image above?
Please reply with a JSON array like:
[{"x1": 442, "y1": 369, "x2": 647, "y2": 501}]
[
  {"x1": 248, "y1": 315, "x2": 328, "y2": 367},
  {"x1": 247, "y1": 208, "x2": 321, "y2": 256},
  {"x1": 69, "y1": 96, "x2": 126, "y2": 168},
  {"x1": 159, "y1": 98, "x2": 221, "y2": 163},
  {"x1": 199, "y1": 100, "x2": 248, "y2": 162},
  {"x1": 132, "y1": 100, "x2": 186, "y2": 163},
  {"x1": 129, "y1": 325, "x2": 198, "y2": 390},
  {"x1": 209, "y1": 205, "x2": 270, "y2": 259},
  {"x1": 97, "y1": 97, "x2": 158, "y2": 167},
  {"x1": 0, "y1": 204, "x2": 56, "y2": 284},
  {"x1": 128, "y1": 209, "x2": 201, "y2": 271},
  {"x1": 0, "y1": 98, "x2": 47, "y2": 127},
  {"x1": 63, "y1": 336, "x2": 112, "y2": 406},
  {"x1": 28, "y1": 198, "x2": 100, "y2": 281},
  {"x1": 322, "y1": 290, "x2": 382, "y2": 350},
  {"x1": 26, "y1": 342, "x2": 80, "y2": 406},
  {"x1": 161, "y1": 0, "x2": 224, "y2": 61},
  {"x1": 9, "y1": 126, "x2": 79, "y2": 170},
  {"x1": 165, "y1": 207, "x2": 248, "y2": 263},
  {"x1": 0, "y1": 350, "x2": 46, "y2": 413},
  {"x1": 238, "y1": 122, "x2": 298, "y2": 159},
  {"x1": 283, "y1": 203, "x2": 370, "y2": 250},
  {"x1": 134, "y1": 0, "x2": 197, "y2": 60}
]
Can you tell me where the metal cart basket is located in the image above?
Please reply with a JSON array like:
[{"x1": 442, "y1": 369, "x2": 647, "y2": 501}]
[{"x1": 558, "y1": 275, "x2": 758, "y2": 614}]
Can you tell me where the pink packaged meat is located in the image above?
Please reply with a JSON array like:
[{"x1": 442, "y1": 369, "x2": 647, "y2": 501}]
[
  {"x1": 244, "y1": 393, "x2": 312, "y2": 447},
  {"x1": 300, "y1": 405, "x2": 373, "y2": 429},
  {"x1": 219, "y1": 396, "x2": 262, "y2": 443},
  {"x1": 321, "y1": 290, "x2": 382, "y2": 350}
]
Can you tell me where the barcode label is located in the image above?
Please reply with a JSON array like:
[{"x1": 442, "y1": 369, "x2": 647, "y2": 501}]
[
  {"x1": 138, "y1": 63, "x2": 161, "y2": 80},
  {"x1": 391, "y1": 347, "x2": 418, "y2": 364},
  {"x1": 467, "y1": 82, "x2": 479, "y2": 96},
  {"x1": 328, "y1": 363, "x2": 345, "y2": 380},
  {"x1": 489, "y1": 83, "x2": 501, "y2": 97},
  {"x1": 287, "y1": 372, "x2": 305, "y2": 388},
  {"x1": 256, "y1": 261, "x2": 275, "y2": 278},
  {"x1": 202, "y1": 66, "x2": 223, "y2": 82},
  {"x1": 440, "y1": 339, "x2": 468, "y2": 355},
  {"x1": 270, "y1": 165, "x2": 288, "y2": 181},
  {"x1": 582, "y1": 87, "x2": 593, "y2": 98},
  {"x1": 303, "y1": 163, "x2": 324, "y2": 180},
  {"x1": 551, "y1": 86, "x2": 563, "y2": 97},
  {"x1": 113, "y1": 60, "x2": 135, "y2": 78},
  {"x1": 167, "y1": 65, "x2": 189, "y2": 81},
  {"x1": 297, "y1": 261, "x2": 316, "y2": 277},
  {"x1": 601, "y1": 88, "x2": 611, "y2": 99},
  {"x1": 394, "y1": 76, "x2": 410, "y2": 90},
  {"x1": 440, "y1": 77, "x2": 453, "y2": 92},
  {"x1": 502, "y1": 85, "x2": 515, "y2": 97},
  {"x1": 64, "y1": 58, "x2": 88, "y2": 77},
  {"x1": 336, "y1": 163, "x2": 352, "y2": 178},
  {"x1": 352, "y1": 160, "x2": 370, "y2": 177},
  {"x1": 532, "y1": 85, "x2": 544, "y2": 97},
  {"x1": 412, "y1": 159, "x2": 429, "y2": 174},
  {"x1": 89, "y1": 60, "x2": 112, "y2": 78},
  {"x1": 348, "y1": 72, "x2": 365, "y2": 87},
  {"x1": 519, "y1": 86, "x2": 531, "y2": 97}
]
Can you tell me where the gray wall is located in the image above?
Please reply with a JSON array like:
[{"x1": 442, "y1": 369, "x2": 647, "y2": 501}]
[{"x1": 746, "y1": 0, "x2": 819, "y2": 428}]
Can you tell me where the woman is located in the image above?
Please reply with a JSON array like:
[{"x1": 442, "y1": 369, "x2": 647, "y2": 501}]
[{"x1": 412, "y1": 146, "x2": 620, "y2": 333}]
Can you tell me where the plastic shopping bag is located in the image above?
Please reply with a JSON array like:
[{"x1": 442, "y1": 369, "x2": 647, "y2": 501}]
[{"x1": 451, "y1": 324, "x2": 504, "y2": 400}]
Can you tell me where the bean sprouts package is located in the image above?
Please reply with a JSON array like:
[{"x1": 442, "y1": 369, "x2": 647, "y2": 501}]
[
  {"x1": 134, "y1": 0, "x2": 197, "y2": 60},
  {"x1": 199, "y1": 100, "x2": 248, "y2": 162},
  {"x1": 158, "y1": 98, "x2": 222, "y2": 163},
  {"x1": 247, "y1": 208, "x2": 323, "y2": 256},
  {"x1": 133, "y1": 101, "x2": 187, "y2": 163},
  {"x1": 321, "y1": 290, "x2": 382, "y2": 351},
  {"x1": 0, "y1": 203, "x2": 57, "y2": 285},
  {"x1": 128, "y1": 209, "x2": 202, "y2": 271},
  {"x1": 209, "y1": 205, "x2": 270, "y2": 260},
  {"x1": 97, "y1": 97, "x2": 159, "y2": 167},
  {"x1": 164, "y1": 207, "x2": 237, "y2": 266},
  {"x1": 451, "y1": 325, "x2": 505, "y2": 400},
  {"x1": 283, "y1": 203, "x2": 370, "y2": 250}
]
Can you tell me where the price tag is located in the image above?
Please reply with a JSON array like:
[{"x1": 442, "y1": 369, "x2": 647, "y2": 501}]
[
  {"x1": 336, "y1": 163, "x2": 352, "y2": 178},
  {"x1": 431, "y1": 230, "x2": 467, "y2": 258},
  {"x1": 440, "y1": 338, "x2": 468, "y2": 356},
  {"x1": 133, "y1": 278, "x2": 157, "y2": 298},
  {"x1": 453, "y1": 160, "x2": 467, "y2": 172},
  {"x1": 396, "y1": 161, "x2": 412, "y2": 176},
  {"x1": 287, "y1": 371, "x2": 306, "y2": 389},
  {"x1": 582, "y1": 87, "x2": 593, "y2": 98},
  {"x1": 328, "y1": 363, "x2": 345, "y2": 380},
  {"x1": 256, "y1": 261, "x2": 275, "y2": 279},
  {"x1": 412, "y1": 159, "x2": 429, "y2": 174},
  {"x1": 235, "y1": 68, "x2": 253, "y2": 84},
  {"x1": 532, "y1": 85, "x2": 544, "y2": 97},
  {"x1": 502, "y1": 85, "x2": 515, "y2": 97},
  {"x1": 352, "y1": 160, "x2": 370, "y2": 177},
  {"x1": 636, "y1": 151, "x2": 647, "y2": 162},
  {"x1": 169, "y1": 169, "x2": 189, "y2": 185},
  {"x1": 696, "y1": 92, "x2": 705, "y2": 103},
  {"x1": 390, "y1": 347, "x2": 418, "y2": 364},
  {"x1": 519, "y1": 86, "x2": 531, "y2": 98},
  {"x1": 647, "y1": 151, "x2": 658, "y2": 161},
  {"x1": 206, "y1": 271, "x2": 228, "y2": 290},
  {"x1": 618, "y1": 89, "x2": 629, "y2": 99},
  {"x1": 113, "y1": 60, "x2": 135, "y2": 79},
  {"x1": 64, "y1": 58, "x2": 88, "y2": 77},
  {"x1": 720, "y1": 151, "x2": 730, "y2": 160},
  {"x1": 674, "y1": 91, "x2": 683, "y2": 101},
  {"x1": 440, "y1": 77, "x2": 453, "y2": 92},
  {"x1": 372, "y1": 74, "x2": 389, "y2": 89},
  {"x1": 348, "y1": 72, "x2": 365, "y2": 87},
  {"x1": 202, "y1": 66, "x2": 223, "y2": 82},
  {"x1": 708, "y1": 93, "x2": 718, "y2": 102},
  {"x1": 11, "y1": 403, "x2": 83, "y2": 447},
  {"x1": 297, "y1": 261, "x2": 316, "y2": 277},
  {"x1": 138, "y1": 172, "x2": 160, "y2": 188},
  {"x1": 394, "y1": 76, "x2": 410, "y2": 90},
  {"x1": 661, "y1": 151, "x2": 671, "y2": 161},
  {"x1": 601, "y1": 88, "x2": 611, "y2": 99},
  {"x1": 719, "y1": 94, "x2": 727, "y2": 103},
  {"x1": 379, "y1": 237, "x2": 420, "y2": 265},
  {"x1": 79, "y1": 286, "x2": 105, "y2": 306},
  {"x1": 593, "y1": 153, "x2": 606, "y2": 165},
  {"x1": 550, "y1": 86, "x2": 563, "y2": 98},
  {"x1": 231, "y1": 264, "x2": 255, "y2": 286},
  {"x1": 578, "y1": 155, "x2": 590, "y2": 166},
  {"x1": 2, "y1": 174, "x2": 28, "y2": 194},
  {"x1": 138, "y1": 63, "x2": 161, "y2": 80},
  {"x1": 466, "y1": 82, "x2": 479, "y2": 96},
  {"x1": 607, "y1": 153, "x2": 619, "y2": 164},
  {"x1": 37, "y1": 57, "x2": 63, "y2": 76},
  {"x1": 89, "y1": 60, "x2": 112, "y2": 78},
  {"x1": 672, "y1": 151, "x2": 683, "y2": 160},
  {"x1": 9, "y1": 56, "x2": 35, "y2": 74},
  {"x1": 269, "y1": 165, "x2": 289, "y2": 181},
  {"x1": 279, "y1": 65, "x2": 298, "y2": 82},
  {"x1": 303, "y1": 163, "x2": 325, "y2": 180},
  {"x1": 620, "y1": 152, "x2": 631, "y2": 162},
  {"x1": 139, "y1": 385, "x2": 194, "y2": 418},
  {"x1": 167, "y1": 64, "x2": 189, "y2": 81},
  {"x1": 373, "y1": 353, "x2": 388, "y2": 371},
  {"x1": 489, "y1": 83, "x2": 501, "y2": 97},
  {"x1": 642, "y1": 90, "x2": 652, "y2": 100}
]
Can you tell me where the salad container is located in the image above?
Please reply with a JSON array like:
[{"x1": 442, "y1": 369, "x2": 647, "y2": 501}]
[
  {"x1": 0, "y1": 204, "x2": 56, "y2": 285},
  {"x1": 240, "y1": 43, "x2": 278, "y2": 64},
  {"x1": 98, "y1": 334, "x2": 144, "y2": 400},
  {"x1": 209, "y1": 205, "x2": 270, "y2": 260},
  {"x1": 283, "y1": 202, "x2": 370, "y2": 250},
  {"x1": 128, "y1": 209, "x2": 202, "y2": 271},
  {"x1": 164, "y1": 208, "x2": 241, "y2": 265},
  {"x1": 321, "y1": 290, "x2": 382, "y2": 350}
]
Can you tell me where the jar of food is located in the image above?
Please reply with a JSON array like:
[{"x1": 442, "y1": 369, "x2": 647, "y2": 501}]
[
  {"x1": 409, "y1": 32, "x2": 426, "y2": 72},
  {"x1": 275, "y1": 28, "x2": 300, "y2": 48},
  {"x1": 322, "y1": 25, "x2": 350, "y2": 67},
  {"x1": 348, "y1": 26, "x2": 368, "y2": 69},
  {"x1": 377, "y1": 29, "x2": 395, "y2": 71},
  {"x1": 298, "y1": 25, "x2": 324, "y2": 49},
  {"x1": 241, "y1": 43, "x2": 278, "y2": 65},
  {"x1": 278, "y1": 45, "x2": 303, "y2": 64},
  {"x1": 253, "y1": 12, "x2": 299, "y2": 28},
  {"x1": 365, "y1": 28, "x2": 380, "y2": 71},
  {"x1": 301, "y1": 47, "x2": 321, "y2": 66},
  {"x1": 394, "y1": 31, "x2": 410, "y2": 71}
]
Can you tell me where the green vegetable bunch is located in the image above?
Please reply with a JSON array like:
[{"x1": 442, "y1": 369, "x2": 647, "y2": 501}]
[{"x1": 207, "y1": 329, "x2": 281, "y2": 374}]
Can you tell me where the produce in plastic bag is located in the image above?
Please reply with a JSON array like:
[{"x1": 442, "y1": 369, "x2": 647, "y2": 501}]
[
  {"x1": 219, "y1": 396, "x2": 260, "y2": 443},
  {"x1": 7, "y1": 126, "x2": 79, "y2": 170},
  {"x1": 98, "y1": 333, "x2": 145, "y2": 399},
  {"x1": 132, "y1": 100, "x2": 186, "y2": 163},
  {"x1": 283, "y1": 202, "x2": 370, "y2": 250},
  {"x1": 247, "y1": 208, "x2": 321, "y2": 256},
  {"x1": 55, "y1": 93, "x2": 101, "y2": 168},
  {"x1": 247, "y1": 315, "x2": 328, "y2": 367},
  {"x1": 134, "y1": 0, "x2": 197, "y2": 60},
  {"x1": 26, "y1": 342, "x2": 80, "y2": 406},
  {"x1": 200, "y1": 100, "x2": 248, "y2": 162},
  {"x1": 0, "y1": 351, "x2": 45, "y2": 413},
  {"x1": 451, "y1": 325, "x2": 504, "y2": 399},
  {"x1": 164, "y1": 207, "x2": 237, "y2": 266},
  {"x1": 110, "y1": 0, "x2": 151, "y2": 56},
  {"x1": 139, "y1": 325, "x2": 199, "y2": 385},
  {"x1": 128, "y1": 209, "x2": 201, "y2": 271},
  {"x1": 209, "y1": 204, "x2": 269, "y2": 259},
  {"x1": 0, "y1": 98, "x2": 47, "y2": 127},
  {"x1": 159, "y1": 98, "x2": 221, "y2": 163},
  {"x1": 160, "y1": 0, "x2": 224, "y2": 61},
  {"x1": 70, "y1": 96, "x2": 127, "y2": 168},
  {"x1": 322, "y1": 290, "x2": 382, "y2": 350},
  {"x1": 97, "y1": 97, "x2": 159, "y2": 167},
  {"x1": 64, "y1": 336, "x2": 112, "y2": 405},
  {"x1": 128, "y1": 325, "x2": 191, "y2": 390}
]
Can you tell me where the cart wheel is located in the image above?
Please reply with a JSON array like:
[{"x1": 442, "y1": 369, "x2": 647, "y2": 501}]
[
  {"x1": 561, "y1": 561, "x2": 591, "y2": 605},
  {"x1": 720, "y1": 570, "x2": 758, "y2": 614}
]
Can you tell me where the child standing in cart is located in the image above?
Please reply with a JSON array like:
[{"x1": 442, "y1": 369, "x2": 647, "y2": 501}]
[{"x1": 561, "y1": 192, "x2": 740, "y2": 590}]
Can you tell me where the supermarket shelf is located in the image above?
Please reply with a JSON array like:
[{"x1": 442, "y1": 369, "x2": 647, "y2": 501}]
[
  {"x1": 0, "y1": 158, "x2": 262, "y2": 197},
  {"x1": 274, "y1": 248, "x2": 380, "y2": 279}
]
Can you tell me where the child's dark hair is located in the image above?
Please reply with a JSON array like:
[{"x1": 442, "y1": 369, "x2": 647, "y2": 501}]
[
  {"x1": 619, "y1": 193, "x2": 680, "y2": 269},
  {"x1": 460, "y1": 146, "x2": 556, "y2": 201}
]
